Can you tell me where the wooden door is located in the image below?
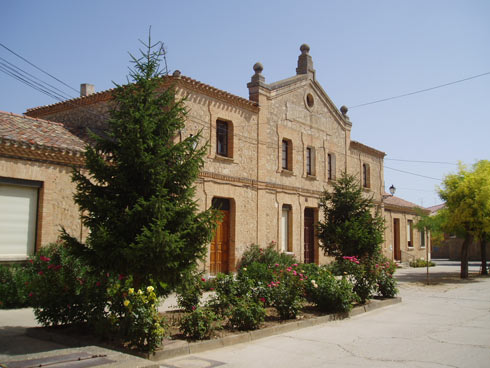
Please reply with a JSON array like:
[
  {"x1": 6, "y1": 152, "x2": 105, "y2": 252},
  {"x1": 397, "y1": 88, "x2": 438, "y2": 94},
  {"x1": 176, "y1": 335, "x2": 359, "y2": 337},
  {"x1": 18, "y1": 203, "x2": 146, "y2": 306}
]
[
  {"x1": 211, "y1": 198, "x2": 230, "y2": 274},
  {"x1": 304, "y1": 208, "x2": 315, "y2": 264},
  {"x1": 394, "y1": 218, "x2": 401, "y2": 261}
]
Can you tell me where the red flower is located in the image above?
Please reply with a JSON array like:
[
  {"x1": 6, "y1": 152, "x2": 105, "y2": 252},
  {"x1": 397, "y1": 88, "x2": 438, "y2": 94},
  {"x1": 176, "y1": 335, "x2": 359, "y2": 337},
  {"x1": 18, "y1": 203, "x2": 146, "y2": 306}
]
[
  {"x1": 201, "y1": 278, "x2": 206, "y2": 282},
  {"x1": 28, "y1": 259, "x2": 34, "y2": 264},
  {"x1": 118, "y1": 274, "x2": 124, "y2": 280},
  {"x1": 28, "y1": 292, "x2": 33, "y2": 297},
  {"x1": 40, "y1": 256, "x2": 51, "y2": 262},
  {"x1": 210, "y1": 287, "x2": 214, "y2": 291},
  {"x1": 96, "y1": 281, "x2": 101, "y2": 287},
  {"x1": 38, "y1": 271, "x2": 44, "y2": 276},
  {"x1": 259, "y1": 297, "x2": 266, "y2": 303}
]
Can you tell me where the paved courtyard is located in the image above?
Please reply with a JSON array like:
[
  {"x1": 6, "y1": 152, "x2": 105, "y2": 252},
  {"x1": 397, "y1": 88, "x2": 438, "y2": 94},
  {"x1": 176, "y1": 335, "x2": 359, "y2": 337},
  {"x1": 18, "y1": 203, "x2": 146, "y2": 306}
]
[
  {"x1": 158, "y1": 260, "x2": 490, "y2": 368},
  {"x1": 0, "y1": 260, "x2": 489, "y2": 368}
]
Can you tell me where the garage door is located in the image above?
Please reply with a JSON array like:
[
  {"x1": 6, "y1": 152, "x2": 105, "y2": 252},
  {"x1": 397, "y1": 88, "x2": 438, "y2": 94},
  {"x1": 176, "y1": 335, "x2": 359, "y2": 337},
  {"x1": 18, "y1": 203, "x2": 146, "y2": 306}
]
[{"x1": 0, "y1": 182, "x2": 39, "y2": 259}]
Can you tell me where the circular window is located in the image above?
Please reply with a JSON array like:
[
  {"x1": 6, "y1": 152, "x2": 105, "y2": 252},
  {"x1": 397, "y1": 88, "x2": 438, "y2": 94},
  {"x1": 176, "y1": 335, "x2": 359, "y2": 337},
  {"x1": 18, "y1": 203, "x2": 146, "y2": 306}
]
[{"x1": 306, "y1": 93, "x2": 314, "y2": 108}]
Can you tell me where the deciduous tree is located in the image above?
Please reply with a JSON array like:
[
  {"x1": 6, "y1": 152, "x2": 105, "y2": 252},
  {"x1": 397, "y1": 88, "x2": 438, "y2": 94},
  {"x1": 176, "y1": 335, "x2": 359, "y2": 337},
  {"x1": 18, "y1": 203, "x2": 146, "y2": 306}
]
[{"x1": 439, "y1": 160, "x2": 490, "y2": 278}]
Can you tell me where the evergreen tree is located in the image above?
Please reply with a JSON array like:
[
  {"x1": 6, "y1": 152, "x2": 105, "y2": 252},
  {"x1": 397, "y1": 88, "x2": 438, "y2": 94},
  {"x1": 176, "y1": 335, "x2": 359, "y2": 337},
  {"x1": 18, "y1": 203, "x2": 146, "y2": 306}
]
[
  {"x1": 62, "y1": 35, "x2": 217, "y2": 293},
  {"x1": 317, "y1": 172, "x2": 385, "y2": 260}
]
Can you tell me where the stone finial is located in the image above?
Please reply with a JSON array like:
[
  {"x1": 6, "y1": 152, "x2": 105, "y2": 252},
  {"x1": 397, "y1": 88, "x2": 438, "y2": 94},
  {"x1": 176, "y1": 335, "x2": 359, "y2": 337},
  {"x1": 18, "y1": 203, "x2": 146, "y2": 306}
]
[
  {"x1": 253, "y1": 62, "x2": 263, "y2": 74},
  {"x1": 340, "y1": 105, "x2": 350, "y2": 121},
  {"x1": 249, "y1": 62, "x2": 265, "y2": 85},
  {"x1": 172, "y1": 70, "x2": 182, "y2": 78},
  {"x1": 80, "y1": 83, "x2": 95, "y2": 97},
  {"x1": 300, "y1": 44, "x2": 310, "y2": 55},
  {"x1": 296, "y1": 43, "x2": 315, "y2": 76}
]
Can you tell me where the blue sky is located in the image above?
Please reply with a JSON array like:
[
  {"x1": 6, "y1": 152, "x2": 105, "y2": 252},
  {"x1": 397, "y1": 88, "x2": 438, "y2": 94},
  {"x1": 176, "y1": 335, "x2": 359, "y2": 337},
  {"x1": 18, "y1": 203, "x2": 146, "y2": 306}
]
[{"x1": 1, "y1": 0, "x2": 489, "y2": 207}]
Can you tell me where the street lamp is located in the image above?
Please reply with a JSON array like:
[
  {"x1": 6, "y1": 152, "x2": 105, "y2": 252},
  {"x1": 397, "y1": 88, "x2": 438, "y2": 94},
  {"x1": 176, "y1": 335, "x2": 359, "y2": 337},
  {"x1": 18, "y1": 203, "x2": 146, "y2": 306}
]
[{"x1": 383, "y1": 184, "x2": 396, "y2": 199}]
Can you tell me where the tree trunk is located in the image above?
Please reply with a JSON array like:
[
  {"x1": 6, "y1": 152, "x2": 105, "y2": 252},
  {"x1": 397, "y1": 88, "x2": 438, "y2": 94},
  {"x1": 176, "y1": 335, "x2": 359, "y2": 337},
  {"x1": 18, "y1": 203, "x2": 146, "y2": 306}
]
[
  {"x1": 481, "y1": 235, "x2": 488, "y2": 276},
  {"x1": 460, "y1": 234, "x2": 472, "y2": 279}
]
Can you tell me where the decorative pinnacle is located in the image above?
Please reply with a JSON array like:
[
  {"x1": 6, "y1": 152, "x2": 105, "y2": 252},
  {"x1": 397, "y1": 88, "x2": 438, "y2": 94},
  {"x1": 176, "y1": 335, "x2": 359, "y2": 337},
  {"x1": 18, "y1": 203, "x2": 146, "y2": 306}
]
[
  {"x1": 253, "y1": 62, "x2": 263, "y2": 74},
  {"x1": 340, "y1": 105, "x2": 348, "y2": 116},
  {"x1": 172, "y1": 70, "x2": 181, "y2": 77},
  {"x1": 300, "y1": 44, "x2": 310, "y2": 55}
]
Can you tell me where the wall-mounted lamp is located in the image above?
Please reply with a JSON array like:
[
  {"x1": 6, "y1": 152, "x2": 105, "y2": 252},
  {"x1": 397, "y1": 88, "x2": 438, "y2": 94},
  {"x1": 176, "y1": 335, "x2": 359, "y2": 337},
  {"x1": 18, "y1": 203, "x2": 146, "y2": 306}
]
[
  {"x1": 383, "y1": 184, "x2": 396, "y2": 199},
  {"x1": 189, "y1": 134, "x2": 198, "y2": 149}
]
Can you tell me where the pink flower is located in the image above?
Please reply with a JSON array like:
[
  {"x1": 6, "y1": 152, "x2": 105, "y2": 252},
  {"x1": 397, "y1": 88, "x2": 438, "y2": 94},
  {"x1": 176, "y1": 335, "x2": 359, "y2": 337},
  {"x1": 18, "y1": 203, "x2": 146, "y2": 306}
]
[
  {"x1": 201, "y1": 278, "x2": 206, "y2": 282},
  {"x1": 38, "y1": 271, "x2": 44, "y2": 276},
  {"x1": 96, "y1": 281, "x2": 101, "y2": 287},
  {"x1": 28, "y1": 259, "x2": 34, "y2": 264},
  {"x1": 210, "y1": 287, "x2": 214, "y2": 291},
  {"x1": 40, "y1": 256, "x2": 51, "y2": 262},
  {"x1": 192, "y1": 306, "x2": 196, "y2": 311},
  {"x1": 28, "y1": 292, "x2": 33, "y2": 297},
  {"x1": 293, "y1": 264, "x2": 298, "y2": 267},
  {"x1": 259, "y1": 297, "x2": 266, "y2": 303},
  {"x1": 275, "y1": 263, "x2": 279, "y2": 267},
  {"x1": 293, "y1": 270, "x2": 297, "y2": 276}
]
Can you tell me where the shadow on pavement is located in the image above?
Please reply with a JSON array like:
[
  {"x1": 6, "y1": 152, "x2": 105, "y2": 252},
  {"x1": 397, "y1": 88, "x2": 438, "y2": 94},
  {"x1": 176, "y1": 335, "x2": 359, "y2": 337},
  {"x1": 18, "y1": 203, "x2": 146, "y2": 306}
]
[
  {"x1": 395, "y1": 271, "x2": 481, "y2": 285},
  {"x1": 0, "y1": 326, "x2": 65, "y2": 357}
]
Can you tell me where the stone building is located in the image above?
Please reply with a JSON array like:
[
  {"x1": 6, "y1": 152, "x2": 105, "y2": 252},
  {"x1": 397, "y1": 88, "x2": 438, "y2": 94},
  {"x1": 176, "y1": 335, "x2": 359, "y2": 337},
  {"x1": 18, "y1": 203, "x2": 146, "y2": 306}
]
[
  {"x1": 3, "y1": 44, "x2": 411, "y2": 271},
  {"x1": 0, "y1": 111, "x2": 85, "y2": 262},
  {"x1": 383, "y1": 194, "x2": 431, "y2": 263}
]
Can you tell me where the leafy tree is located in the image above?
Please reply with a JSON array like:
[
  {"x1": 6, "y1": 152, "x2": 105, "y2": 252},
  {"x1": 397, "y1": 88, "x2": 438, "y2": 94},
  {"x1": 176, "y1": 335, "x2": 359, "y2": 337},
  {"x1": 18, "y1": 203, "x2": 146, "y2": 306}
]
[
  {"x1": 62, "y1": 35, "x2": 217, "y2": 293},
  {"x1": 414, "y1": 208, "x2": 446, "y2": 247},
  {"x1": 438, "y1": 160, "x2": 490, "y2": 278},
  {"x1": 317, "y1": 172, "x2": 385, "y2": 260}
]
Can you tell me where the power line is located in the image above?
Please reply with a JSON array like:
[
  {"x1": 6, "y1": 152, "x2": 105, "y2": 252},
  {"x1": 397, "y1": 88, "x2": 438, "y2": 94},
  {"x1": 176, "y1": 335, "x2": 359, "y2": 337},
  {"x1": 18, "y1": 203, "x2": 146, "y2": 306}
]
[
  {"x1": 385, "y1": 158, "x2": 457, "y2": 165},
  {"x1": 384, "y1": 166, "x2": 442, "y2": 181},
  {"x1": 0, "y1": 42, "x2": 79, "y2": 94},
  {"x1": 349, "y1": 71, "x2": 490, "y2": 109}
]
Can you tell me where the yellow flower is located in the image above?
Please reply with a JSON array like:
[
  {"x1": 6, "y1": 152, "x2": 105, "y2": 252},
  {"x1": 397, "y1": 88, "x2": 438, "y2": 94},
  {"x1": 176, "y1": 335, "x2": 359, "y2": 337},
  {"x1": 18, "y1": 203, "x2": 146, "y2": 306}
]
[
  {"x1": 128, "y1": 288, "x2": 134, "y2": 295},
  {"x1": 147, "y1": 286, "x2": 154, "y2": 293},
  {"x1": 138, "y1": 289, "x2": 143, "y2": 295},
  {"x1": 123, "y1": 299, "x2": 130, "y2": 307}
]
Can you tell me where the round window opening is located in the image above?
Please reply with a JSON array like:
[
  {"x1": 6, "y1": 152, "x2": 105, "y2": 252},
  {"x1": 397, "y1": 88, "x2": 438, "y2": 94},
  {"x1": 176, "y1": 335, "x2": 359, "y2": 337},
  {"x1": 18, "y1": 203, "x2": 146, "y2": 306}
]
[{"x1": 306, "y1": 93, "x2": 314, "y2": 108}]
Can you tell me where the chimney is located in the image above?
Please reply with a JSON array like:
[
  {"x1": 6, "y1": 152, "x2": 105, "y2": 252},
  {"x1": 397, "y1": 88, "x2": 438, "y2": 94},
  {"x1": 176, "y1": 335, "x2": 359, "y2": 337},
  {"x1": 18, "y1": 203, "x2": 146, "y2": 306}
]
[{"x1": 80, "y1": 83, "x2": 95, "y2": 97}]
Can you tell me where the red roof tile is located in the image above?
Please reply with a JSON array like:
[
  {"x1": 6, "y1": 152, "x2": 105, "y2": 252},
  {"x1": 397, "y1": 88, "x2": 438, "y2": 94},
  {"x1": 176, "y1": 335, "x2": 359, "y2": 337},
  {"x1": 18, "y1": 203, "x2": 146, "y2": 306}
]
[{"x1": 0, "y1": 111, "x2": 86, "y2": 153}]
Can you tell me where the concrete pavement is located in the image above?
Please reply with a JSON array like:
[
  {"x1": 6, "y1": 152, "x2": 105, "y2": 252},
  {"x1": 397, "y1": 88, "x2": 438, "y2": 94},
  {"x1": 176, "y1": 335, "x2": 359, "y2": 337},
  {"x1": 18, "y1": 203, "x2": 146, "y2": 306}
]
[{"x1": 156, "y1": 260, "x2": 490, "y2": 368}]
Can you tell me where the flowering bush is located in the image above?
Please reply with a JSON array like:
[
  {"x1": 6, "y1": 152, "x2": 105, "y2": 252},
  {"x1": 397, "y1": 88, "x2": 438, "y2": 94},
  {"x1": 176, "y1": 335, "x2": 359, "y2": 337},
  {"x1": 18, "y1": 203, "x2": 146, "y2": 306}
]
[
  {"x1": 237, "y1": 242, "x2": 296, "y2": 269},
  {"x1": 0, "y1": 264, "x2": 30, "y2": 309},
  {"x1": 268, "y1": 264, "x2": 305, "y2": 319},
  {"x1": 26, "y1": 243, "x2": 109, "y2": 326},
  {"x1": 335, "y1": 256, "x2": 377, "y2": 303},
  {"x1": 107, "y1": 282, "x2": 165, "y2": 352},
  {"x1": 228, "y1": 296, "x2": 266, "y2": 331},
  {"x1": 303, "y1": 267, "x2": 356, "y2": 313},
  {"x1": 375, "y1": 258, "x2": 399, "y2": 298},
  {"x1": 179, "y1": 307, "x2": 218, "y2": 340},
  {"x1": 176, "y1": 272, "x2": 206, "y2": 312}
]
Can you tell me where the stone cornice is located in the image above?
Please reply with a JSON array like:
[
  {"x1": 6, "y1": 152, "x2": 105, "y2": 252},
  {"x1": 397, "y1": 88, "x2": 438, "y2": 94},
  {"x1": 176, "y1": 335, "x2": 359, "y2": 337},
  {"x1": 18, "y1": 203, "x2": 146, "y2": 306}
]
[{"x1": 350, "y1": 140, "x2": 386, "y2": 158}]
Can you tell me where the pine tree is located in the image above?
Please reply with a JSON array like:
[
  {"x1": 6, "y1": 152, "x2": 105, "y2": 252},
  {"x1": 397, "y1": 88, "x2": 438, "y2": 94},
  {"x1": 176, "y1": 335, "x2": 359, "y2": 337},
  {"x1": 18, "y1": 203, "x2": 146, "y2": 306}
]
[
  {"x1": 317, "y1": 172, "x2": 385, "y2": 260},
  {"x1": 62, "y1": 35, "x2": 217, "y2": 293}
]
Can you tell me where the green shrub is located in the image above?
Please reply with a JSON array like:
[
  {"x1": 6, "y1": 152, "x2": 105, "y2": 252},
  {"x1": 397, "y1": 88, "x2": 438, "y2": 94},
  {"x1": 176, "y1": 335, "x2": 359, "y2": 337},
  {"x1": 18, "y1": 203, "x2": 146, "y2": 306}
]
[
  {"x1": 179, "y1": 307, "x2": 218, "y2": 340},
  {"x1": 0, "y1": 264, "x2": 30, "y2": 309},
  {"x1": 375, "y1": 258, "x2": 399, "y2": 297},
  {"x1": 228, "y1": 296, "x2": 265, "y2": 331},
  {"x1": 409, "y1": 259, "x2": 435, "y2": 268},
  {"x1": 304, "y1": 268, "x2": 356, "y2": 313},
  {"x1": 237, "y1": 242, "x2": 296, "y2": 269},
  {"x1": 176, "y1": 273, "x2": 205, "y2": 312},
  {"x1": 268, "y1": 264, "x2": 305, "y2": 319},
  {"x1": 107, "y1": 283, "x2": 165, "y2": 352},
  {"x1": 336, "y1": 256, "x2": 377, "y2": 303},
  {"x1": 26, "y1": 243, "x2": 109, "y2": 326}
]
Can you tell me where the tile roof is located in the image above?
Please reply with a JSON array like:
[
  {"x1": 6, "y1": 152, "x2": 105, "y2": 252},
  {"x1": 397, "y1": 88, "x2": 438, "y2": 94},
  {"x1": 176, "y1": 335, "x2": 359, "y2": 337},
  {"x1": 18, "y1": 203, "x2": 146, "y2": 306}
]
[
  {"x1": 383, "y1": 194, "x2": 428, "y2": 214},
  {"x1": 25, "y1": 74, "x2": 259, "y2": 118},
  {"x1": 0, "y1": 111, "x2": 86, "y2": 153},
  {"x1": 427, "y1": 203, "x2": 445, "y2": 214}
]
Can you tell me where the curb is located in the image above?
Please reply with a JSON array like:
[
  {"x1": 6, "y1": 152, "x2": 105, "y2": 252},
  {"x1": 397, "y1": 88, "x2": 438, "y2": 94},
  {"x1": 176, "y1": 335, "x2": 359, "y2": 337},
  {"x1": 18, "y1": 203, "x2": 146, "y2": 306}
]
[{"x1": 25, "y1": 297, "x2": 401, "y2": 362}]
